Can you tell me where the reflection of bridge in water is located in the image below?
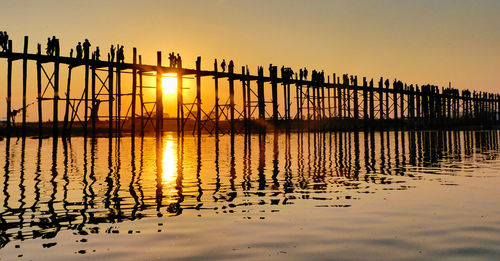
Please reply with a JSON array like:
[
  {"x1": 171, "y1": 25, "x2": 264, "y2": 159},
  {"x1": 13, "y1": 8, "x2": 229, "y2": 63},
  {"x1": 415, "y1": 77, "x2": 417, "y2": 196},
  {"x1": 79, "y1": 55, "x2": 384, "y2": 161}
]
[
  {"x1": 1, "y1": 35, "x2": 500, "y2": 137},
  {"x1": 1, "y1": 130, "x2": 499, "y2": 247}
]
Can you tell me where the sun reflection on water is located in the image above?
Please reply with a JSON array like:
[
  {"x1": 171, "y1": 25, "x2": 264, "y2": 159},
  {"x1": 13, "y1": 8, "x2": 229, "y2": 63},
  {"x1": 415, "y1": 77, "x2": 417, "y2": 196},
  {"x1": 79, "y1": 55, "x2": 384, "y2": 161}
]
[{"x1": 161, "y1": 137, "x2": 177, "y2": 184}]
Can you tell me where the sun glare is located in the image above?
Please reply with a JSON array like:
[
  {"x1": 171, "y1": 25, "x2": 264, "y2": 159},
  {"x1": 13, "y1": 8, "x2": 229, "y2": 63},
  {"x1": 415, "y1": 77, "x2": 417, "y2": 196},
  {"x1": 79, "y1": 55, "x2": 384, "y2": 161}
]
[{"x1": 162, "y1": 73, "x2": 178, "y2": 95}]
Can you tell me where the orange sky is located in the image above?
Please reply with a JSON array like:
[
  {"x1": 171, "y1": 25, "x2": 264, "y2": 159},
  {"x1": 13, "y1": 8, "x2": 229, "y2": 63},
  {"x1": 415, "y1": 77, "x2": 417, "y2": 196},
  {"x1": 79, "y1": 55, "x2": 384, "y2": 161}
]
[{"x1": 1, "y1": 0, "x2": 499, "y2": 120}]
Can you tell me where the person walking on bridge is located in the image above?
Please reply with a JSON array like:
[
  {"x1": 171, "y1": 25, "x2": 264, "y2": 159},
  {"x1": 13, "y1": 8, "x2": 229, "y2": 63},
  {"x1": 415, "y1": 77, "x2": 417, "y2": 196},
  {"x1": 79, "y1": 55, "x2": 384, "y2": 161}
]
[
  {"x1": 76, "y1": 42, "x2": 82, "y2": 59},
  {"x1": 176, "y1": 53, "x2": 182, "y2": 68},
  {"x1": 110, "y1": 45, "x2": 115, "y2": 62},
  {"x1": 221, "y1": 59, "x2": 226, "y2": 72},
  {"x1": 83, "y1": 39, "x2": 91, "y2": 60}
]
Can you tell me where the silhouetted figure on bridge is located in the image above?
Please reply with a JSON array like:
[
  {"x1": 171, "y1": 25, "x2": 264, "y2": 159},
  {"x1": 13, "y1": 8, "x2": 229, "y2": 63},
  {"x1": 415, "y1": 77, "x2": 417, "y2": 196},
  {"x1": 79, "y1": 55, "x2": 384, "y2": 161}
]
[
  {"x1": 53, "y1": 36, "x2": 59, "y2": 55},
  {"x1": 70, "y1": 49, "x2": 73, "y2": 58},
  {"x1": 221, "y1": 59, "x2": 226, "y2": 72},
  {"x1": 76, "y1": 42, "x2": 82, "y2": 59},
  {"x1": 117, "y1": 45, "x2": 124, "y2": 63},
  {"x1": 299, "y1": 68, "x2": 303, "y2": 80},
  {"x1": 95, "y1": 47, "x2": 100, "y2": 61},
  {"x1": 228, "y1": 60, "x2": 234, "y2": 73},
  {"x1": 46, "y1": 37, "x2": 52, "y2": 55},
  {"x1": 83, "y1": 39, "x2": 91, "y2": 60},
  {"x1": 0, "y1": 32, "x2": 9, "y2": 52},
  {"x1": 110, "y1": 45, "x2": 115, "y2": 62},
  {"x1": 303, "y1": 67, "x2": 308, "y2": 80},
  {"x1": 169, "y1": 52, "x2": 175, "y2": 67},
  {"x1": 176, "y1": 53, "x2": 182, "y2": 68}
]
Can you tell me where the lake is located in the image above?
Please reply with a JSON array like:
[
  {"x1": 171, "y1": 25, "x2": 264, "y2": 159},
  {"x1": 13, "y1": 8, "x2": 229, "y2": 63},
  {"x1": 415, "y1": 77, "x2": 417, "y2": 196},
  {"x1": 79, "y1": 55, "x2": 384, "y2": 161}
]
[{"x1": 1, "y1": 130, "x2": 500, "y2": 260}]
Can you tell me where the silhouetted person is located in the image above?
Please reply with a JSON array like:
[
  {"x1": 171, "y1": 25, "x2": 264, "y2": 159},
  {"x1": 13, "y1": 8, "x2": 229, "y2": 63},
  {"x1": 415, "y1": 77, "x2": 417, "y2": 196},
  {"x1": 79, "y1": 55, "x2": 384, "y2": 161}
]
[
  {"x1": 176, "y1": 53, "x2": 182, "y2": 68},
  {"x1": 76, "y1": 42, "x2": 83, "y2": 59},
  {"x1": 110, "y1": 45, "x2": 116, "y2": 62},
  {"x1": 0, "y1": 32, "x2": 6, "y2": 52},
  {"x1": 228, "y1": 60, "x2": 234, "y2": 73},
  {"x1": 83, "y1": 39, "x2": 91, "y2": 60},
  {"x1": 52, "y1": 36, "x2": 59, "y2": 55},
  {"x1": 221, "y1": 59, "x2": 226, "y2": 72},
  {"x1": 95, "y1": 46, "x2": 100, "y2": 61},
  {"x1": 304, "y1": 67, "x2": 308, "y2": 80},
  {"x1": 70, "y1": 49, "x2": 73, "y2": 58},
  {"x1": 46, "y1": 37, "x2": 52, "y2": 55},
  {"x1": 299, "y1": 68, "x2": 303, "y2": 80},
  {"x1": 169, "y1": 52, "x2": 175, "y2": 67},
  {"x1": 2, "y1": 31, "x2": 8, "y2": 52},
  {"x1": 117, "y1": 45, "x2": 124, "y2": 63}
]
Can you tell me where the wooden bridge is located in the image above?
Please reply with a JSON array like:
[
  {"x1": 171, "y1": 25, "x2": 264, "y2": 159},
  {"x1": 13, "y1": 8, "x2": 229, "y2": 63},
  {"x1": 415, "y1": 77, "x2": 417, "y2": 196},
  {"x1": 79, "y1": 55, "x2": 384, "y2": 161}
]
[{"x1": 1, "y1": 35, "x2": 499, "y2": 138}]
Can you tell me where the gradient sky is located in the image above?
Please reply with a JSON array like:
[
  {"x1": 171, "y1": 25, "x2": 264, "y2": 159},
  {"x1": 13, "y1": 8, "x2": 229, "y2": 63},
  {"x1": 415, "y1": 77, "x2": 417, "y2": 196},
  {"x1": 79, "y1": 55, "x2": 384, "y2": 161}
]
[{"x1": 1, "y1": 0, "x2": 499, "y2": 120}]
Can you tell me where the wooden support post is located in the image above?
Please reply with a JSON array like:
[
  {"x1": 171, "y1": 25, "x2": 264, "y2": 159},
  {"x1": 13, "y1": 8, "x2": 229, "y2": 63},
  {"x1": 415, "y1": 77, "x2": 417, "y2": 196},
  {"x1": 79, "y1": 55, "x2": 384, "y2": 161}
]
[
  {"x1": 6, "y1": 40, "x2": 12, "y2": 132},
  {"x1": 400, "y1": 84, "x2": 405, "y2": 120},
  {"x1": 53, "y1": 44, "x2": 60, "y2": 137},
  {"x1": 246, "y1": 66, "x2": 251, "y2": 122},
  {"x1": 108, "y1": 60, "x2": 114, "y2": 136},
  {"x1": 287, "y1": 82, "x2": 291, "y2": 120},
  {"x1": 131, "y1": 48, "x2": 137, "y2": 136},
  {"x1": 63, "y1": 66, "x2": 72, "y2": 136},
  {"x1": 242, "y1": 66, "x2": 247, "y2": 122},
  {"x1": 116, "y1": 67, "x2": 121, "y2": 134},
  {"x1": 37, "y1": 44, "x2": 42, "y2": 136},
  {"x1": 84, "y1": 64, "x2": 89, "y2": 136},
  {"x1": 363, "y1": 77, "x2": 368, "y2": 120},
  {"x1": 335, "y1": 76, "x2": 340, "y2": 118},
  {"x1": 156, "y1": 52, "x2": 163, "y2": 135},
  {"x1": 307, "y1": 84, "x2": 311, "y2": 119},
  {"x1": 22, "y1": 36, "x2": 28, "y2": 136},
  {"x1": 410, "y1": 85, "x2": 415, "y2": 119},
  {"x1": 378, "y1": 77, "x2": 384, "y2": 119},
  {"x1": 353, "y1": 76, "x2": 359, "y2": 120},
  {"x1": 214, "y1": 59, "x2": 219, "y2": 135},
  {"x1": 257, "y1": 67, "x2": 265, "y2": 120},
  {"x1": 369, "y1": 79, "x2": 375, "y2": 120},
  {"x1": 416, "y1": 86, "x2": 421, "y2": 120},
  {"x1": 177, "y1": 65, "x2": 184, "y2": 134},
  {"x1": 196, "y1": 57, "x2": 202, "y2": 135},
  {"x1": 270, "y1": 65, "x2": 278, "y2": 122},
  {"x1": 299, "y1": 74, "x2": 304, "y2": 120},
  {"x1": 385, "y1": 79, "x2": 390, "y2": 119},
  {"x1": 327, "y1": 76, "x2": 331, "y2": 118},
  {"x1": 91, "y1": 62, "x2": 96, "y2": 137},
  {"x1": 393, "y1": 80, "x2": 398, "y2": 120},
  {"x1": 312, "y1": 85, "x2": 317, "y2": 121},
  {"x1": 139, "y1": 55, "x2": 144, "y2": 135},
  {"x1": 345, "y1": 77, "x2": 350, "y2": 118},
  {"x1": 283, "y1": 77, "x2": 287, "y2": 120},
  {"x1": 296, "y1": 79, "x2": 301, "y2": 119},
  {"x1": 321, "y1": 84, "x2": 326, "y2": 119},
  {"x1": 229, "y1": 61, "x2": 235, "y2": 132}
]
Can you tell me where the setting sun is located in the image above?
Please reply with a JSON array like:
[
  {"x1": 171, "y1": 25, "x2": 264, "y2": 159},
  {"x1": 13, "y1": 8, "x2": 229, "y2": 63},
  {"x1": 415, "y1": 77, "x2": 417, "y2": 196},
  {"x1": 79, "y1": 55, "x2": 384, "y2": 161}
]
[{"x1": 162, "y1": 73, "x2": 177, "y2": 95}]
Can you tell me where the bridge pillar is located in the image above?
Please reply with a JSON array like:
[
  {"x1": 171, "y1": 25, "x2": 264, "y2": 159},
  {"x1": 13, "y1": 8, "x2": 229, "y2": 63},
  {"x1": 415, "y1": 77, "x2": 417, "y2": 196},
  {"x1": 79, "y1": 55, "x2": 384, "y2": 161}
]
[
  {"x1": 214, "y1": 59, "x2": 219, "y2": 136},
  {"x1": 156, "y1": 51, "x2": 163, "y2": 135},
  {"x1": 22, "y1": 36, "x2": 28, "y2": 136}
]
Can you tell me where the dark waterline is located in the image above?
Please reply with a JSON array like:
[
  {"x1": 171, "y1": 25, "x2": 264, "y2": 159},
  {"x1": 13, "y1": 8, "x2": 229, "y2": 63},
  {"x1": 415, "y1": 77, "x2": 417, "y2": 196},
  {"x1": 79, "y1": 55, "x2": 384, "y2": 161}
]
[{"x1": 1, "y1": 130, "x2": 500, "y2": 260}]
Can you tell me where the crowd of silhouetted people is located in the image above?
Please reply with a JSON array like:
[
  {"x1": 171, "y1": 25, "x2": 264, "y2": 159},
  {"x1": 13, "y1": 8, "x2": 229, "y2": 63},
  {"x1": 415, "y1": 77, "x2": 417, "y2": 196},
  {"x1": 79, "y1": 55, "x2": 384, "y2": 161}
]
[
  {"x1": 0, "y1": 31, "x2": 9, "y2": 52},
  {"x1": 69, "y1": 39, "x2": 125, "y2": 62}
]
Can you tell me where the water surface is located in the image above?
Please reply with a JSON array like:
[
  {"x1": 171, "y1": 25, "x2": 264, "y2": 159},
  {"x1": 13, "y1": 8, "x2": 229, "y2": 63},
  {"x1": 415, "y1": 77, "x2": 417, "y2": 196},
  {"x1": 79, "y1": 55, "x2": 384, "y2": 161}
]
[{"x1": 1, "y1": 130, "x2": 500, "y2": 260}]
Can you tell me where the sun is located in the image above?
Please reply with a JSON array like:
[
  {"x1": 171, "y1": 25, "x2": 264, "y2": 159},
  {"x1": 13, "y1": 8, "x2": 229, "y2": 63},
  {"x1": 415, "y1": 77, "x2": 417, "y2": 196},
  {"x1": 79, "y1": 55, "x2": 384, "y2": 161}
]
[{"x1": 162, "y1": 73, "x2": 177, "y2": 95}]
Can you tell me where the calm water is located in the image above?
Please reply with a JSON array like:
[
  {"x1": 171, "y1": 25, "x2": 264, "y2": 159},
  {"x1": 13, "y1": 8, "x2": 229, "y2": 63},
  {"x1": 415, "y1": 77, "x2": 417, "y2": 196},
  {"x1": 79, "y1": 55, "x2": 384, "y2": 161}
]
[{"x1": 1, "y1": 130, "x2": 500, "y2": 260}]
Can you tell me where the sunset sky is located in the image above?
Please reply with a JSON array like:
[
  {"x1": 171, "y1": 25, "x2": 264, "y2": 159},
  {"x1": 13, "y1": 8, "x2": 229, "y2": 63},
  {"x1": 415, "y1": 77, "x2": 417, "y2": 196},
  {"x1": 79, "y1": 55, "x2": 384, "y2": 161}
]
[{"x1": 1, "y1": 0, "x2": 499, "y2": 120}]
